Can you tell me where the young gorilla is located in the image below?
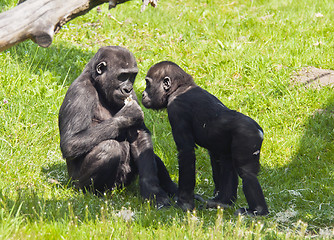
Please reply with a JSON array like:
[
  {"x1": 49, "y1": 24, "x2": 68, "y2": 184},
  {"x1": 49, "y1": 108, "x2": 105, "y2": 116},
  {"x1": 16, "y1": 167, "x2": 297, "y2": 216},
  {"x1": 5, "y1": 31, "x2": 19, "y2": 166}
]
[
  {"x1": 58, "y1": 47, "x2": 177, "y2": 207},
  {"x1": 142, "y1": 61, "x2": 269, "y2": 216}
]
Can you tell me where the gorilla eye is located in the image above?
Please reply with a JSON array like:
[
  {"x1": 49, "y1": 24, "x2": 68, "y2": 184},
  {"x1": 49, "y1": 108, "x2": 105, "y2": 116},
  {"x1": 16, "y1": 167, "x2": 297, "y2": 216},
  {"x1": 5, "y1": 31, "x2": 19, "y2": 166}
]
[
  {"x1": 118, "y1": 73, "x2": 131, "y2": 82},
  {"x1": 96, "y1": 62, "x2": 107, "y2": 75}
]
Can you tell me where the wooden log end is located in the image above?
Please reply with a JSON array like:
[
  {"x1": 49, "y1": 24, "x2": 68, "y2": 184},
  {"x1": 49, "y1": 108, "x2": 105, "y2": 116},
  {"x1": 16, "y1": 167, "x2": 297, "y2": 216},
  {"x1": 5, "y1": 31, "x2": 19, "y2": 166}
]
[{"x1": 31, "y1": 31, "x2": 54, "y2": 48}]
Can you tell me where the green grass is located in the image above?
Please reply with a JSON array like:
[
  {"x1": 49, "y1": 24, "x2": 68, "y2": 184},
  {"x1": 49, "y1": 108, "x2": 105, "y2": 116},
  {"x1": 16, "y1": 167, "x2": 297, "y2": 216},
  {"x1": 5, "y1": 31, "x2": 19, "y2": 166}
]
[{"x1": 1, "y1": 0, "x2": 333, "y2": 238}]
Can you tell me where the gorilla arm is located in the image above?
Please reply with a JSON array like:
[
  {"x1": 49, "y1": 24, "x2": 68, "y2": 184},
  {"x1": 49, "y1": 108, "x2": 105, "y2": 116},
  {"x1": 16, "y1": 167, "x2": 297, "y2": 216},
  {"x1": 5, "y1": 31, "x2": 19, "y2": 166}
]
[
  {"x1": 168, "y1": 102, "x2": 197, "y2": 210},
  {"x1": 58, "y1": 76, "x2": 143, "y2": 160}
]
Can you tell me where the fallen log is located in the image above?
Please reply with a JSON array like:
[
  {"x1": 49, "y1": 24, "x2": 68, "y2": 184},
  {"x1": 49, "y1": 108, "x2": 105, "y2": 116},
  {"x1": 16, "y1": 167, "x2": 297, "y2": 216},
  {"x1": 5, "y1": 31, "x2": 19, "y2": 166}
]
[{"x1": 0, "y1": 0, "x2": 131, "y2": 52}]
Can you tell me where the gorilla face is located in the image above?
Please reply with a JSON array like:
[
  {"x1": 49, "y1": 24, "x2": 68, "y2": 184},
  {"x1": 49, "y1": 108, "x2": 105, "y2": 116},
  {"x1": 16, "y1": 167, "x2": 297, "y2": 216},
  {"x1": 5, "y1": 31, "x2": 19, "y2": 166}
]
[
  {"x1": 91, "y1": 46, "x2": 138, "y2": 108},
  {"x1": 142, "y1": 61, "x2": 195, "y2": 110},
  {"x1": 141, "y1": 77, "x2": 169, "y2": 110},
  {"x1": 141, "y1": 64, "x2": 172, "y2": 110}
]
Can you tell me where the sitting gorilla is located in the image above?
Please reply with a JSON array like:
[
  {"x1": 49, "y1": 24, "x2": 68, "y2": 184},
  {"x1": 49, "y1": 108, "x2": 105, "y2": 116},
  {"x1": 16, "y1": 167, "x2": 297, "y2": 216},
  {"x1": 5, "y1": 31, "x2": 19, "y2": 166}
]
[
  {"x1": 142, "y1": 61, "x2": 269, "y2": 216},
  {"x1": 58, "y1": 46, "x2": 177, "y2": 206}
]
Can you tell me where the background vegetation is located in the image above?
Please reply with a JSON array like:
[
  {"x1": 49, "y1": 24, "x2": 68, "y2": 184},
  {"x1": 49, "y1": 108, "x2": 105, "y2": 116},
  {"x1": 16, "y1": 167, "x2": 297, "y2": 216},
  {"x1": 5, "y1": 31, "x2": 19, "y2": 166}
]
[{"x1": 0, "y1": 0, "x2": 333, "y2": 238}]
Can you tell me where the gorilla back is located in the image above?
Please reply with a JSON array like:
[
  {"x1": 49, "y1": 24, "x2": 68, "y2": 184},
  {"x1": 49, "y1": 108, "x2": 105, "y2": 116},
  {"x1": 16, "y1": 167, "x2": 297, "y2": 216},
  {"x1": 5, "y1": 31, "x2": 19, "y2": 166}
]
[
  {"x1": 58, "y1": 47, "x2": 177, "y2": 206},
  {"x1": 142, "y1": 61, "x2": 269, "y2": 216}
]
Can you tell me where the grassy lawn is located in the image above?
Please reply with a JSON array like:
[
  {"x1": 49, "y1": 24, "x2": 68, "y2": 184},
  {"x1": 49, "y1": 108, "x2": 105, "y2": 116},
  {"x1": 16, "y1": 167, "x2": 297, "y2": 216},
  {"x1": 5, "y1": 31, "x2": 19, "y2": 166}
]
[{"x1": 0, "y1": 0, "x2": 333, "y2": 238}]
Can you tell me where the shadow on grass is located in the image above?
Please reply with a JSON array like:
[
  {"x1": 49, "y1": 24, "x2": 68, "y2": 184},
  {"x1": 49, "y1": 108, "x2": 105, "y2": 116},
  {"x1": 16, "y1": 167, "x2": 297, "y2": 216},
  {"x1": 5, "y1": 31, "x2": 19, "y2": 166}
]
[
  {"x1": 0, "y1": 181, "x2": 177, "y2": 227},
  {"x1": 268, "y1": 93, "x2": 334, "y2": 227},
  {"x1": 0, "y1": 186, "x2": 109, "y2": 222},
  {"x1": 1, "y1": 161, "x2": 142, "y2": 223},
  {"x1": 41, "y1": 162, "x2": 69, "y2": 186},
  {"x1": 7, "y1": 41, "x2": 95, "y2": 86}
]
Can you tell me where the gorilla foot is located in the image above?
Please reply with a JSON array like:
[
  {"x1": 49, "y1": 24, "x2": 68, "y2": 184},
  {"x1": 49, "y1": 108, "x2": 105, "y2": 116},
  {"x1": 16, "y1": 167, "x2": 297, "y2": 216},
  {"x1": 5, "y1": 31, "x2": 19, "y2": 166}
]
[
  {"x1": 234, "y1": 207, "x2": 269, "y2": 217},
  {"x1": 205, "y1": 199, "x2": 233, "y2": 209},
  {"x1": 154, "y1": 193, "x2": 174, "y2": 210},
  {"x1": 156, "y1": 201, "x2": 171, "y2": 210},
  {"x1": 176, "y1": 200, "x2": 195, "y2": 211}
]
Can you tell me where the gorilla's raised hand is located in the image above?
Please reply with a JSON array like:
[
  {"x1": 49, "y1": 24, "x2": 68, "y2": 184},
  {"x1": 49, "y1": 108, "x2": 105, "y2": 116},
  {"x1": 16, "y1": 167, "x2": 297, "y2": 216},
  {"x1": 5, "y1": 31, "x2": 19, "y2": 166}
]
[{"x1": 115, "y1": 99, "x2": 144, "y2": 128}]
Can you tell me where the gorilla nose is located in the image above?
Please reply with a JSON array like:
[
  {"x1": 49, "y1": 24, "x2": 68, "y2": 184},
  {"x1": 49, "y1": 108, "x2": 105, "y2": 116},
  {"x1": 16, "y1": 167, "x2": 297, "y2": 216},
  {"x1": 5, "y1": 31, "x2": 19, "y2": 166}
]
[
  {"x1": 122, "y1": 86, "x2": 133, "y2": 95},
  {"x1": 124, "y1": 88, "x2": 132, "y2": 93}
]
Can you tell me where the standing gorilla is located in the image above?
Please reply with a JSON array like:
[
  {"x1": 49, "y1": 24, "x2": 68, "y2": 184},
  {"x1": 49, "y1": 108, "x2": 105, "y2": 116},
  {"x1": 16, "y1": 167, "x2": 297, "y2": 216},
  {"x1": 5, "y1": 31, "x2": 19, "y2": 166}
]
[
  {"x1": 142, "y1": 61, "x2": 269, "y2": 216},
  {"x1": 58, "y1": 47, "x2": 177, "y2": 206}
]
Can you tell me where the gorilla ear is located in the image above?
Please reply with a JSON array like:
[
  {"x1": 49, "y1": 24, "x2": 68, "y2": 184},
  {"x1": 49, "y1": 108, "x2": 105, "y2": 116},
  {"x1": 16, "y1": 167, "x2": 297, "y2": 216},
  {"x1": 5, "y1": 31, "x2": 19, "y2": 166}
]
[
  {"x1": 96, "y1": 61, "x2": 107, "y2": 75},
  {"x1": 163, "y1": 77, "x2": 171, "y2": 91}
]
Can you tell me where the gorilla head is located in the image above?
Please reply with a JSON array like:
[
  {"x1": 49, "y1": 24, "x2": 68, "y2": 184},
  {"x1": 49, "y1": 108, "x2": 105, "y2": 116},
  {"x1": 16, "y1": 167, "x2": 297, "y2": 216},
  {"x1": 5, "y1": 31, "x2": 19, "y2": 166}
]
[
  {"x1": 90, "y1": 46, "x2": 138, "y2": 108},
  {"x1": 142, "y1": 61, "x2": 195, "y2": 110}
]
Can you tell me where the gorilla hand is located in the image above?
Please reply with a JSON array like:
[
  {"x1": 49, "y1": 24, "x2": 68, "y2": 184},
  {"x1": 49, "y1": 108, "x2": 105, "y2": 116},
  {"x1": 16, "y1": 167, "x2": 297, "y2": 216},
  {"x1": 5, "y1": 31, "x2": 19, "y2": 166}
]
[{"x1": 116, "y1": 100, "x2": 144, "y2": 128}]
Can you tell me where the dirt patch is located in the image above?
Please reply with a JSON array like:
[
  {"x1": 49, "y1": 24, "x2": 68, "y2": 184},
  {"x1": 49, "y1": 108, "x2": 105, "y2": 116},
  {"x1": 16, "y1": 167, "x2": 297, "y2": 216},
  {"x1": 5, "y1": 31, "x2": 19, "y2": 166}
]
[{"x1": 292, "y1": 67, "x2": 334, "y2": 88}]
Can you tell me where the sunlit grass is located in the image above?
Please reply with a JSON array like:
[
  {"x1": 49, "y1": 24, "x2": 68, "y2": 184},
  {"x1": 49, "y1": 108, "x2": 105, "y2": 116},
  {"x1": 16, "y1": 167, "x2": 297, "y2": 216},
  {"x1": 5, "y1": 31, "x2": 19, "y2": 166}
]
[{"x1": 0, "y1": 0, "x2": 333, "y2": 238}]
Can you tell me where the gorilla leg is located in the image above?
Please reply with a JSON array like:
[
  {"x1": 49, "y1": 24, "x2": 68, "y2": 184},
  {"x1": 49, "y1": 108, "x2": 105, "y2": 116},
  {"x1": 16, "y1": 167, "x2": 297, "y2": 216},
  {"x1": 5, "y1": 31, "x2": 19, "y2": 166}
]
[
  {"x1": 68, "y1": 140, "x2": 131, "y2": 193},
  {"x1": 232, "y1": 133, "x2": 269, "y2": 216},
  {"x1": 237, "y1": 170, "x2": 268, "y2": 215},
  {"x1": 129, "y1": 128, "x2": 170, "y2": 205},
  {"x1": 209, "y1": 151, "x2": 221, "y2": 196},
  {"x1": 219, "y1": 156, "x2": 238, "y2": 205},
  {"x1": 207, "y1": 152, "x2": 238, "y2": 208},
  {"x1": 154, "y1": 155, "x2": 178, "y2": 196}
]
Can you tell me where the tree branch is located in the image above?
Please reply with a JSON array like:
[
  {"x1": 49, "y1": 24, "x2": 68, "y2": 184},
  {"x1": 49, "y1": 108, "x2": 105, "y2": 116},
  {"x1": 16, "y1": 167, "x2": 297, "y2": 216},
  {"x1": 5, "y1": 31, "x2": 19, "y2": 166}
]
[{"x1": 0, "y1": 0, "x2": 130, "y2": 52}]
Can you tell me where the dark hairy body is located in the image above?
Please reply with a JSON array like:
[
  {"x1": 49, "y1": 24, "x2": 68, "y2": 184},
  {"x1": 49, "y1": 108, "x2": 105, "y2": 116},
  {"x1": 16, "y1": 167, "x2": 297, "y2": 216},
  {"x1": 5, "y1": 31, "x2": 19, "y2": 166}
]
[
  {"x1": 58, "y1": 47, "x2": 176, "y2": 206},
  {"x1": 142, "y1": 61, "x2": 269, "y2": 216}
]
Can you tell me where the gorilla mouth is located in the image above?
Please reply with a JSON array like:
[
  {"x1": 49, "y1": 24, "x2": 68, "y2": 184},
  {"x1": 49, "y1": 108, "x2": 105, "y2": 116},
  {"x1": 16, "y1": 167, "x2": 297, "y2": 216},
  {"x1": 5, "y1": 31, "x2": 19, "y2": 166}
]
[
  {"x1": 120, "y1": 91, "x2": 131, "y2": 98},
  {"x1": 116, "y1": 90, "x2": 130, "y2": 101},
  {"x1": 141, "y1": 96, "x2": 150, "y2": 108}
]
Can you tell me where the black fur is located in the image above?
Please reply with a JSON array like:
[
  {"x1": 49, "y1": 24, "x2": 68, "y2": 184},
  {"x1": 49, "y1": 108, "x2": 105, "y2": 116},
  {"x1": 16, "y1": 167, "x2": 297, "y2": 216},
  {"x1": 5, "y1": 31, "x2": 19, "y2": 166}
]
[
  {"x1": 58, "y1": 47, "x2": 177, "y2": 206},
  {"x1": 142, "y1": 61, "x2": 269, "y2": 216}
]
